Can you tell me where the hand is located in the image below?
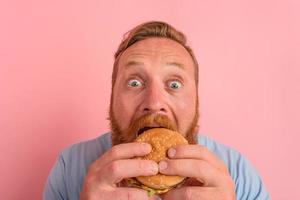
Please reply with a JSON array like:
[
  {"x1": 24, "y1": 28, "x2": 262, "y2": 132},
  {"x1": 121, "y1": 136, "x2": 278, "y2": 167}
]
[
  {"x1": 159, "y1": 145, "x2": 236, "y2": 200},
  {"x1": 80, "y1": 142, "x2": 159, "y2": 200}
]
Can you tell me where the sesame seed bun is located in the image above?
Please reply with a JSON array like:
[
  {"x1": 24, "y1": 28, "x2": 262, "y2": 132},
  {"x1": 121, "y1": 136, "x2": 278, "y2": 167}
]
[{"x1": 128, "y1": 128, "x2": 188, "y2": 194}]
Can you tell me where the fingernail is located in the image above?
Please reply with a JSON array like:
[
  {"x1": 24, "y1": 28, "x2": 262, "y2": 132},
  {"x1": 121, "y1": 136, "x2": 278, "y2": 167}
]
[
  {"x1": 142, "y1": 143, "x2": 151, "y2": 153},
  {"x1": 168, "y1": 148, "x2": 176, "y2": 158},
  {"x1": 149, "y1": 162, "x2": 158, "y2": 173},
  {"x1": 159, "y1": 161, "x2": 168, "y2": 171}
]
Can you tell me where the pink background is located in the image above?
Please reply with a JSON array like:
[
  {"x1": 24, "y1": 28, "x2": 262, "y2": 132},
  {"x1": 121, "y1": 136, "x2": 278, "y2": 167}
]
[{"x1": 1, "y1": 0, "x2": 299, "y2": 199}]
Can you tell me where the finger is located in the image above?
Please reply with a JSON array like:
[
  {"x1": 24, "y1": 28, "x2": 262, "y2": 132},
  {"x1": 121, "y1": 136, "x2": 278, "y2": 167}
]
[
  {"x1": 99, "y1": 159, "x2": 158, "y2": 184},
  {"x1": 92, "y1": 142, "x2": 152, "y2": 170},
  {"x1": 158, "y1": 159, "x2": 227, "y2": 187},
  {"x1": 183, "y1": 177, "x2": 204, "y2": 186},
  {"x1": 114, "y1": 187, "x2": 150, "y2": 200},
  {"x1": 167, "y1": 145, "x2": 228, "y2": 172},
  {"x1": 163, "y1": 186, "x2": 218, "y2": 200},
  {"x1": 117, "y1": 183, "x2": 160, "y2": 200}
]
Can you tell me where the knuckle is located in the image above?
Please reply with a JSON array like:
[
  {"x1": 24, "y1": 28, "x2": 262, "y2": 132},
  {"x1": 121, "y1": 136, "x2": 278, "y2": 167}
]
[
  {"x1": 109, "y1": 146, "x2": 120, "y2": 157},
  {"x1": 198, "y1": 145, "x2": 209, "y2": 153},
  {"x1": 126, "y1": 191, "x2": 134, "y2": 200},
  {"x1": 136, "y1": 142, "x2": 151, "y2": 154},
  {"x1": 87, "y1": 160, "x2": 101, "y2": 174},
  {"x1": 137, "y1": 160, "x2": 145, "y2": 170},
  {"x1": 169, "y1": 160, "x2": 179, "y2": 172},
  {"x1": 84, "y1": 172, "x2": 97, "y2": 185},
  {"x1": 110, "y1": 146, "x2": 121, "y2": 158},
  {"x1": 108, "y1": 160, "x2": 121, "y2": 175},
  {"x1": 183, "y1": 187, "x2": 193, "y2": 200},
  {"x1": 137, "y1": 160, "x2": 152, "y2": 172},
  {"x1": 174, "y1": 146, "x2": 184, "y2": 156},
  {"x1": 194, "y1": 159, "x2": 204, "y2": 169}
]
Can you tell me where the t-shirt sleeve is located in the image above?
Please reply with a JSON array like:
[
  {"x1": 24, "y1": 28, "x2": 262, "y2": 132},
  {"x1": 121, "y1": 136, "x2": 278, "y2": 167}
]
[
  {"x1": 43, "y1": 155, "x2": 67, "y2": 200},
  {"x1": 235, "y1": 155, "x2": 270, "y2": 200}
]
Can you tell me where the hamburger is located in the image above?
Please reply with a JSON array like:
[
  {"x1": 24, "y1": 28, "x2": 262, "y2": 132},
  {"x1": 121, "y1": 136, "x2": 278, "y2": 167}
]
[{"x1": 126, "y1": 128, "x2": 188, "y2": 196}]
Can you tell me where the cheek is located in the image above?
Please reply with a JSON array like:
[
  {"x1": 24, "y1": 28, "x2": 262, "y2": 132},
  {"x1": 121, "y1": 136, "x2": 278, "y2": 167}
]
[
  {"x1": 174, "y1": 91, "x2": 197, "y2": 131},
  {"x1": 177, "y1": 96, "x2": 196, "y2": 116},
  {"x1": 113, "y1": 94, "x2": 131, "y2": 130},
  {"x1": 113, "y1": 90, "x2": 141, "y2": 131}
]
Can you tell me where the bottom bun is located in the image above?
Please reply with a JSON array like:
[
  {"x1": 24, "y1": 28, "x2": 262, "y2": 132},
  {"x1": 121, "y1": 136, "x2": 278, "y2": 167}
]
[
  {"x1": 137, "y1": 174, "x2": 186, "y2": 190},
  {"x1": 125, "y1": 178, "x2": 186, "y2": 196}
]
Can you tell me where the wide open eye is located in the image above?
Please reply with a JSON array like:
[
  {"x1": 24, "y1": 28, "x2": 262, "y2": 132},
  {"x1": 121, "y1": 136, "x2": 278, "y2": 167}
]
[
  {"x1": 168, "y1": 80, "x2": 182, "y2": 90},
  {"x1": 128, "y1": 79, "x2": 142, "y2": 87}
]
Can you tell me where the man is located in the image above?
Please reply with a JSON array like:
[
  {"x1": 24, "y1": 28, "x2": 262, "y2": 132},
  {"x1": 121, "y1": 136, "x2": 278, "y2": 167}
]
[{"x1": 44, "y1": 21, "x2": 270, "y2": 200}]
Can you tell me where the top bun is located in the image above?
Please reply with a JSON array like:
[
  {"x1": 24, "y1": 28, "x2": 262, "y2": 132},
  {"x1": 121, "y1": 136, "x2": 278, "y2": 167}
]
[{"x1": 134, "y1": 128, "x2": 188, "y2": 190}]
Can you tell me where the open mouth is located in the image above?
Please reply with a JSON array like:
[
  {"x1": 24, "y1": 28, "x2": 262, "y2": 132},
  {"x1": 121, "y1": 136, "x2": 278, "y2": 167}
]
[{"x1": 137, "y1": 126, "x2": 164, "y2": 136}]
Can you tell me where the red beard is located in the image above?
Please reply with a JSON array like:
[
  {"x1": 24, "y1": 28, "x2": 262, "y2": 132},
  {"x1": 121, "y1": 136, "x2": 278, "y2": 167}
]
[{"x1": 109, "y1": 112, "x2": 199, "y2": 146}]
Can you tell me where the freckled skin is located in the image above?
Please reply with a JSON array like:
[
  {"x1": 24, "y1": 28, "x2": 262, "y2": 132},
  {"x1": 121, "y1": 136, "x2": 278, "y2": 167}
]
[{"x1": 112, "y1": 38, "x2": 197, "y2": 136}]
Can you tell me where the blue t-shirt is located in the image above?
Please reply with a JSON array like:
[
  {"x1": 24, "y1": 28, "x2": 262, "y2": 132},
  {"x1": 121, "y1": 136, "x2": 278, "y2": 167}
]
[{"x1": 43, "y1": 133, "x2": 270, "y2": 200}]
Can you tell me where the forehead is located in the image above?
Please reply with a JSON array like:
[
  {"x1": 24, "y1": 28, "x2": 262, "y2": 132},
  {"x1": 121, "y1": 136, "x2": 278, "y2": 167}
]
[{"x1": 118, "y1": 38, "x2": 195, "y2": 70}]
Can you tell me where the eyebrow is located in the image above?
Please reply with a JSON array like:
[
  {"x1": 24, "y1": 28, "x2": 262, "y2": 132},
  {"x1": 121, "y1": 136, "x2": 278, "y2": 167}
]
[
  {"x1": 124, "y1": 61, "x2": 144, "y2": 68},
  {"x1": 166, "y1": 62, "x2": 185, "y2": 69},
  {"x1": 125, "y1": 60, "x2": 185, "y2": 69}
]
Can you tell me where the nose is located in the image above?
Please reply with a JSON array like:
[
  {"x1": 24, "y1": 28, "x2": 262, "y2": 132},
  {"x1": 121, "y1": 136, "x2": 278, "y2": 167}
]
[{"x1": 140, "y1": 82, "x2": 168, "y2": 115}]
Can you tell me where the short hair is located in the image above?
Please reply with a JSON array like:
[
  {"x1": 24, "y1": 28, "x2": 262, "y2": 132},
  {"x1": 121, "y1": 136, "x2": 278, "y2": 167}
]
[{"x1": 111, "y1": 21, "x2": 199, "y2": 88}]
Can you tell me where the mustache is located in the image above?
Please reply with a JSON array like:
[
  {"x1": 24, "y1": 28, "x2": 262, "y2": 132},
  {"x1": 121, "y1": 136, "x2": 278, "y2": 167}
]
[{"x1": 126, "y1": 114, "x2": 178, "y2": 137}]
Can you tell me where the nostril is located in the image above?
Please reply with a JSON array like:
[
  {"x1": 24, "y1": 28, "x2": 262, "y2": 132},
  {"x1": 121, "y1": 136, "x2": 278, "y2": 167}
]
[
  {"x1": 160, "y1": 108, "x2": 167, "y2": 112},
  {"x1": 143, "y1": 107, "x2": 167, "y2": 114}
]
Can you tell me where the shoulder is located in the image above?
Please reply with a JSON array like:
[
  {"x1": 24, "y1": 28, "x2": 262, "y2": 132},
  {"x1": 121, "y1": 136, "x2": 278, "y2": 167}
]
[
  {"x1": 43, "y1": 132, "x2": 112, "y2": 200},
  {"x1": 60, "y1": 132, "x2": 112, "y2": 164},
  {"x1": 198, "y1": 134, "x2": 270, "y2": 200},
  {"x1": 198, "y1": 134, "x2": 242, "y2": 168}
]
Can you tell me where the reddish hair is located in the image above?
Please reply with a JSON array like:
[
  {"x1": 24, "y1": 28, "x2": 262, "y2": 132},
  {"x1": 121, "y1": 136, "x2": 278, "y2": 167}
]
[
  {"x1": 109, "y1": 21, "x2": 200, "y2": 145},
  {"x1": 111, "y1": 21, "x2": 199, "y2": 89}
]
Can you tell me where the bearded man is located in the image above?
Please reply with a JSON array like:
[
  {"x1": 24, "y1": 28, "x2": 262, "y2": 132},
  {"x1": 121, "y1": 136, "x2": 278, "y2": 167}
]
[{"x1": 44, "y1": 21, "x2": 270, "y2": 200}]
